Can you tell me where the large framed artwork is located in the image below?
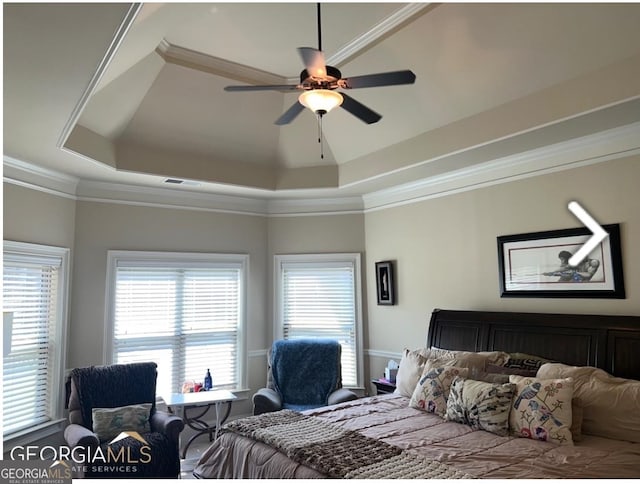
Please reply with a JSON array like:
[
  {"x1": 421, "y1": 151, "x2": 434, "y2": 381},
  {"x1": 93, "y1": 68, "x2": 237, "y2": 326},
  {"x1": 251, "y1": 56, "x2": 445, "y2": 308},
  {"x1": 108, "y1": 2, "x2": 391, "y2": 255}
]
[
  {"x1": 497, "y1": 224, "x2": 625, "y2": 298},
  {"x1": 375, "y1": 261, "x2": 395, "y2": 305}
]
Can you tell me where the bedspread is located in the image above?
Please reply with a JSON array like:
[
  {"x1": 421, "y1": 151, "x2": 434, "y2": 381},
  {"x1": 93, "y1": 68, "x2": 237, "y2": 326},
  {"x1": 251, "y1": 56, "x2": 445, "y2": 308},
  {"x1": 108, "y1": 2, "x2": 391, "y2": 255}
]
[
  {"x1": 222, "y1": 409, "x2": 473, "y2": 479},
  {"x1": 193, "y1": 394, "x2": 640, "y2": 479}
]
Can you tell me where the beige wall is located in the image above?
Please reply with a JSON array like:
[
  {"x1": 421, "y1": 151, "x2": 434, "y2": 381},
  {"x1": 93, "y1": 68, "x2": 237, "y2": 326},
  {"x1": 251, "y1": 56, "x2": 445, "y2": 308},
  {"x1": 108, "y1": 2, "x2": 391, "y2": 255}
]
[
  {"x1": 364, "y1": 157, "x2": 640, "y2": 381},
  {"x1": 3, "y1": 183, "x2": 76, "y2": 249},
  {"x1": 70, "y1": 201, "x2": 268, "y2": 416},
  {"x1": 4, "y1": 156, "x2": 639, "y2": 419}
]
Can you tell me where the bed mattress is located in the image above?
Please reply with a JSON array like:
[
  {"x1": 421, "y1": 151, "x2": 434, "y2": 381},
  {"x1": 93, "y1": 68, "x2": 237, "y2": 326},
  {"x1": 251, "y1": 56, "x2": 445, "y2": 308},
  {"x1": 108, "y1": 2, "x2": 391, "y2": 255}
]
[{"x1": 193, "y1": 393, "x2": 640, "y2": 479}]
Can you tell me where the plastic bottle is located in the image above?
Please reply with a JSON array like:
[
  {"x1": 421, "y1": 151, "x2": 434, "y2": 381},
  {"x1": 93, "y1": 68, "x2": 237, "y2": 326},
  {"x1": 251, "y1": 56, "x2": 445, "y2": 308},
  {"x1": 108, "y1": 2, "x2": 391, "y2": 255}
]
[{"x1": 204, "y1": 369, "x2": 213, "y2": 391}]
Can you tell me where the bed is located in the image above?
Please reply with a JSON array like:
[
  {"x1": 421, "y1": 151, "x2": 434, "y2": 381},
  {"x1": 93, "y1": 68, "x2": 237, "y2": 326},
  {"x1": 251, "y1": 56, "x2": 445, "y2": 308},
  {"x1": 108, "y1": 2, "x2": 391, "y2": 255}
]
[{"x1": 193, "y1": 308, "x2": 640, "y2": 479}]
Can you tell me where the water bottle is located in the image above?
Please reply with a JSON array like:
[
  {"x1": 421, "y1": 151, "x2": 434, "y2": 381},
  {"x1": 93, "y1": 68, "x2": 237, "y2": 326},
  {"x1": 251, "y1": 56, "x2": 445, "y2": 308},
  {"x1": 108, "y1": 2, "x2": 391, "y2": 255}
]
[{"x1": 204, "y1": 369, "x2": 213, "y2": 391}]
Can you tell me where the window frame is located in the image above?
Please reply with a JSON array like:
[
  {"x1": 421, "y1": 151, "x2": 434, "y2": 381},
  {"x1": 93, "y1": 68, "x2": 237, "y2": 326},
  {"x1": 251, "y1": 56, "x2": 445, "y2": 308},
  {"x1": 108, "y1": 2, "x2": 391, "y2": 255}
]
[
  {"x1": 104, "y1": 250, "x2": 249, "y2": 393},
  {"x1": 2, "y1": 240, "x2": 70, "y2": 444},
  {"x1": 273, "y1": 253, "x2": 364, "y2": 389}
]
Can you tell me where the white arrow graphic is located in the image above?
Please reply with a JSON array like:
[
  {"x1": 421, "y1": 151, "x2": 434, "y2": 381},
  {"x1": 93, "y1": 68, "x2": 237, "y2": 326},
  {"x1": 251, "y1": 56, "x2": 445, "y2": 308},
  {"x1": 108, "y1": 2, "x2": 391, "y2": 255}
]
[{"x1": 567, "y1": 201, "x2": 608, "y2": 267}]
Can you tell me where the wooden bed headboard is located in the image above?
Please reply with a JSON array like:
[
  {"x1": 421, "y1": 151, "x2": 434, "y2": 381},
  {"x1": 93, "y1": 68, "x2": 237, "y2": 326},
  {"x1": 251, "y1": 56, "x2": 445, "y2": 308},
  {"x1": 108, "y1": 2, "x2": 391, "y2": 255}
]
[{"x1": 427, "y1": 309, "x2": 640, "y2": 380}]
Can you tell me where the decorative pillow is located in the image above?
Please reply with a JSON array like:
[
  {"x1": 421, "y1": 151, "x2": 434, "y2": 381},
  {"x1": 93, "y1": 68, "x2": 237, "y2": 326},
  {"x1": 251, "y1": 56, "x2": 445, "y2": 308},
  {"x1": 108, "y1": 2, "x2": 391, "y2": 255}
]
[
  {"x1": 430, "y1": 347, "x2": 510, "y2": 367},
  {"x1": 424, "y1": 354, "x2": 489, "y2": 380},
  {"x1": 444, "y1": 377, "x2": 515, "y2": 436},
  {"x1": 409, "y1": 366, "x2": 469, "y2": 416},
  {"x1": 537, "y1": 363, "x2": 640, "y2": 443},
  {"x1": 394, "y1": 348, "x2": 429, "y2": 397},
  {"x1": 92, "y1": 403, "x2": 152, "y2": 442},
  {"x1": 476, "y1": 372, "x2": 510, "y2": 385},
  {"x1": 505, "y1": 353, "x2": 553, "y2": 370},
  {"x1": 509, "y1": 375, "x2": 574, "y2": 445}
]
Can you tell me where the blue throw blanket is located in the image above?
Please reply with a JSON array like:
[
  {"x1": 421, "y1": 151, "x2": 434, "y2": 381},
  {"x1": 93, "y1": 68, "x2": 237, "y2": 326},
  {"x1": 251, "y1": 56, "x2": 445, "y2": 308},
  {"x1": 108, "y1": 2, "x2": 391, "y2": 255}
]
[{"x1": 271, "y1": 339, "x2": 341, "y2": 411}]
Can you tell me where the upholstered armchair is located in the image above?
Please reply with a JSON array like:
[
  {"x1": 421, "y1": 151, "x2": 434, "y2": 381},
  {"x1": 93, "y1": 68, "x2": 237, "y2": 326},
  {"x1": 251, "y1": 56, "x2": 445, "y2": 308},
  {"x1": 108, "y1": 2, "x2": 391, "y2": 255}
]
[
  {"x1": 253, "y1": 339, "x2": 358, "y2": 415},
  {"x1": 64, "y1": 362, "x2": 184, "y2": 478}
]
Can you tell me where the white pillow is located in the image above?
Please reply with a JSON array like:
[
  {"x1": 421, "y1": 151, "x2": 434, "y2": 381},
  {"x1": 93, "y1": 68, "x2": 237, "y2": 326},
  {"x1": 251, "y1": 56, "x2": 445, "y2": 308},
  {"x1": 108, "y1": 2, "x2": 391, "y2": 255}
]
[
  {"x1": 394, "y1": 348, "x2": 429, "y2": 397},
  {"x1": 537, "y1": 363, "x2": 640, "y2": 443}
]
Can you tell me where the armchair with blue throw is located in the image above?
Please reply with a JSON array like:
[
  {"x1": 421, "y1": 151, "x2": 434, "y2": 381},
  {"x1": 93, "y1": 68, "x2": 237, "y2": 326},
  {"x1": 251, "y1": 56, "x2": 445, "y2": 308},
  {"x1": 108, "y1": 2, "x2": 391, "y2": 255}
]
[
  {"x1": 64, "y1": 362, "x2": 184, "y2": 479},
  {"x1": 252, "y1": 339, "x2": 358, "y2": 415}
]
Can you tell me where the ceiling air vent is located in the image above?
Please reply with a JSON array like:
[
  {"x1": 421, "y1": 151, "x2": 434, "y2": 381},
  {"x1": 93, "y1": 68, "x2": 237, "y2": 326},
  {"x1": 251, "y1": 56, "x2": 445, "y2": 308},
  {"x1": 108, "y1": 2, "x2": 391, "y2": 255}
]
[{"x1": 163, "y1": 178, "x2": 200, "y2": 187}]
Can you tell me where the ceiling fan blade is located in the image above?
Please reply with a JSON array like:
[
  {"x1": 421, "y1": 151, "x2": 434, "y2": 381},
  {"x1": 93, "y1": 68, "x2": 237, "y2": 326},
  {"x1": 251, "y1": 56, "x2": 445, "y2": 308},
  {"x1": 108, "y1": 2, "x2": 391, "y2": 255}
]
[
  {"x1": 341, "y1": 70, "x2": 416, "y2": 89},
  {"x1": 298, "y1": 47, "x2": 326, "y2": 79},
  {"x1": 274, "y1": 102, "x2": 305, "y2": 125},
  {"x1": 225, "y1": 84, "x2": 300, "y2": 92},
  {"x1": 340, "y1": 93, "x2": 382, "y2": 124}
]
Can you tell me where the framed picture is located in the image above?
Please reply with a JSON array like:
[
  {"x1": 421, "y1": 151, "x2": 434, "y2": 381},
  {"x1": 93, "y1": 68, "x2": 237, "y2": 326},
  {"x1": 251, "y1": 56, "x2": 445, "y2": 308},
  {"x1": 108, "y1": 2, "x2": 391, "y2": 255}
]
[
  {"x1": 375, "y1": 261, "x2": 395, "y2": 305},
  {"x1": 497, "y1": 224, "x2": 625, "y2": 298}
]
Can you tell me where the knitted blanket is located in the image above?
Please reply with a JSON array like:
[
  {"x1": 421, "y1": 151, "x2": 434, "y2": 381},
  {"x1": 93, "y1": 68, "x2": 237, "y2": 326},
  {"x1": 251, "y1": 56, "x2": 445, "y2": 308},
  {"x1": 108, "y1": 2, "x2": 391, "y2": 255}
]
[
  {"x1": 223, "y1": 410, "x2": 474, "y2": 479},
  {"x1": 271, "y1": 339, "x2": 340, "y2": 408}
]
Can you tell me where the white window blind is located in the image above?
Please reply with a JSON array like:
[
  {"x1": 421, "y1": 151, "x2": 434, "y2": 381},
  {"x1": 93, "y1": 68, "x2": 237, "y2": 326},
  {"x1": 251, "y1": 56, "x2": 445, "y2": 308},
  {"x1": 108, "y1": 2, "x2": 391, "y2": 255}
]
[
  {"x1": 108, "y1": 253, "x2": 246, "y2": 398},
  {"x1": 3, "y1": 243, "x2": 68, "y2": 437},
  {"x1": 276, "y1": 254, "x2": 362, "y2": 388}
]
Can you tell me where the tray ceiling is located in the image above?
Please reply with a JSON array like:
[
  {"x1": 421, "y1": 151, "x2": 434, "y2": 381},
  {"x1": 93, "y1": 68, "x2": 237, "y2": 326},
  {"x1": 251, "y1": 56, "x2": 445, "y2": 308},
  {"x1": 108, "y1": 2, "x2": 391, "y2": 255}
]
[{"x1": 4, "y1": 3, "x2": 640, "y2": 201}]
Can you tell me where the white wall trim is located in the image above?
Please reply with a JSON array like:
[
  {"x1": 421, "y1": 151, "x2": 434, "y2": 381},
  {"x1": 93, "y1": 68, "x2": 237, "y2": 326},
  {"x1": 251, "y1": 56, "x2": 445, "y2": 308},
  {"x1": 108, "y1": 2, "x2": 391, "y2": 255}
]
[
  {"x1": 365, "y1": 349, "x2": 403, "y2": 360},
  {"x1": 248, "y1": 349, "x2": 267, "y2": 358},
  {"x1": 363, "y1": 122, "x2": 640, "y2": 212},
  {"x1": 3, "y1": 155, "x2": 79, "y2": 199},
  {"x1": 77, "y1": 179, "x2": 269, "y2": 216}
]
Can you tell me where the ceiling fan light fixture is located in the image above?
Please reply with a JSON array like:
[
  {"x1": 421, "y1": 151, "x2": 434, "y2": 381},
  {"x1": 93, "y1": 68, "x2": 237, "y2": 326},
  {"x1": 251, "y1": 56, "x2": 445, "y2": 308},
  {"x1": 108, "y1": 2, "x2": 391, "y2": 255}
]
[{"x1": 298, "y1": 89, "x2": 343, "y2": 115}]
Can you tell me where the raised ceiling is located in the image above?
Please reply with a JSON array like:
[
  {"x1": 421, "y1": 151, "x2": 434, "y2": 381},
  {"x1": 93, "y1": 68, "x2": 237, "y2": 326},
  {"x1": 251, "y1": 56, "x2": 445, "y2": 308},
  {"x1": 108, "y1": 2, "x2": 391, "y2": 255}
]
[{"x1": 4, "y1": 3, "x2": 640, "y2": 207}]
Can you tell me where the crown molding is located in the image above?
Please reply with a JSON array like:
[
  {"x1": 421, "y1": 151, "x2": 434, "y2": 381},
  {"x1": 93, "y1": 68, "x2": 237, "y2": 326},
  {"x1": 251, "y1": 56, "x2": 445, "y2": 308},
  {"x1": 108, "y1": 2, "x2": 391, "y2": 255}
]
[
  {"x1": 3, "y1": 155, "x2": 79, "y2": 199},
  {"x1": 157, "y1": 39, "x2": 288, "y2": 86},
  {"x1": 363, "y1": 122, "x2": 640, "y2": 212},
  {"x1": 267, "y1": 197, "x2": 364, "y2": 217},
  {"x1": 327, "y1": 3, "x2": 433, "y2": 68},
  {"x1": 76, "y1": 179, "x2": 269, "y2": 216},
  {"x1": 5, "y1": 122, "x2": 639, "y2": 216},
  {"x1": 57, "y1": 3, "x2": 142, "y2": 150}
]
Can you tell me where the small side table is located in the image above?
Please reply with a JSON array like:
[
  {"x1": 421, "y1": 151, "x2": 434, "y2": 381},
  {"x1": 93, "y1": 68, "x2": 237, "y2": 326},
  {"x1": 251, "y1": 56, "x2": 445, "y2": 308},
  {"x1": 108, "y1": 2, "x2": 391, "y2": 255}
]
[
  {"x1": 164, "y1": 390, "x2": 237, "y2": 459},
  {"x1": 371, "y1": 378, "x2": 396, "y2": 395}
]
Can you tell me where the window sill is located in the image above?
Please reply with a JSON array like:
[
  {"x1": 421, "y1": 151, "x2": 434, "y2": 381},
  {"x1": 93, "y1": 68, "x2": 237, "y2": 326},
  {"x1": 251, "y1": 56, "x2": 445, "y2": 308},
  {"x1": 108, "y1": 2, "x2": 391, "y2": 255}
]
[{"x1": 3, "y1": 419, "x2": 66, "y2": 450}]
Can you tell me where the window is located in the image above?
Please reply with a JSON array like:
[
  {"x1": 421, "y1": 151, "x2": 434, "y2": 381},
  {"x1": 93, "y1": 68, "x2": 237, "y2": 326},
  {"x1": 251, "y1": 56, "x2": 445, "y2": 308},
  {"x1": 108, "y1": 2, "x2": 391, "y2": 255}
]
[
  {"x1": 274, "y1": 254, "x2": 363, "y2": 388},
  {"x1": 106, "y1": 251, "x2": 247, "y2": 398},
  {"x1": 3, "y1": 241, "x2": 69, "y2": 437}
]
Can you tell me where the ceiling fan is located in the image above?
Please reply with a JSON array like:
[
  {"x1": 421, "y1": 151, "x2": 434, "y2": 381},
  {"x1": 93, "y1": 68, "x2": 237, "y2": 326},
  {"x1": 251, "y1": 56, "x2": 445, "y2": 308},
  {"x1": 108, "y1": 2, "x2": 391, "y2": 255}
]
[{"x1": 224, "y1": 3, "x2": 417, "y2": 126}]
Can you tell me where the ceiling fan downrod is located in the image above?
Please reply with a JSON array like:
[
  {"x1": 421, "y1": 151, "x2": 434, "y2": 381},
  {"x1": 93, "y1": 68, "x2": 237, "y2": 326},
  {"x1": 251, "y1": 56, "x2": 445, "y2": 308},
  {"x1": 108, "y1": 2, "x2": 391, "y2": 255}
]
[{"x1": 316, "y1": 3, "x2": 322, "y2": 52}]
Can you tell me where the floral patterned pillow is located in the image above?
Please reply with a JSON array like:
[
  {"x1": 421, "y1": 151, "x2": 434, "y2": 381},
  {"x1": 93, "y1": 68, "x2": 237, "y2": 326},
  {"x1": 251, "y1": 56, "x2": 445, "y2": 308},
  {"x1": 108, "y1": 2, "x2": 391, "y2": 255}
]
[
  {"x1": 409, "y1": 366, "x2": 468, "y2": 416},
  {"x1": 509, "y1": 375, "x2": 574, "y2": 445},
  {"x1": 445, "y1": 377, "x2": 515, "y2": 436}
]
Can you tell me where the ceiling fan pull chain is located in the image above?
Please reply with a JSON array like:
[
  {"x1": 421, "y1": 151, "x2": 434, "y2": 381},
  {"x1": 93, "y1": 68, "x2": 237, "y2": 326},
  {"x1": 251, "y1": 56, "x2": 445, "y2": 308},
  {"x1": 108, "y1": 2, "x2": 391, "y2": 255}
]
[{"x1": 318, "y1": 113, "x2": 324, "y2": 160}]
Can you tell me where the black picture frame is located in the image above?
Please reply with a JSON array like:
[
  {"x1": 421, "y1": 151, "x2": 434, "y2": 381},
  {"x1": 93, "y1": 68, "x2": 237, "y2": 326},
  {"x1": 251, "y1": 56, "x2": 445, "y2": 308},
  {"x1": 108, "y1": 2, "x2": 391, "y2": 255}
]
[
  {"x1": 497, "y1": 223, "x2": 625, "y2": 299},
  {"x1": 375, "y1": 261, "x2": 395, "y2": 305}
]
